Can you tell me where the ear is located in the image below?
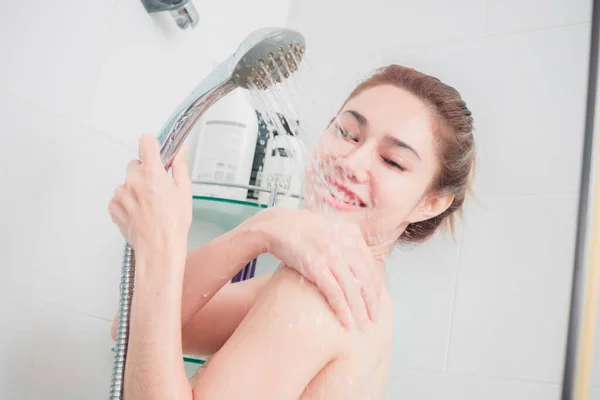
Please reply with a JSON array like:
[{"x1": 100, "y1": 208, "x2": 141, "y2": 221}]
[{"x1": 406, "y1": 192, "x2": 455, "y2": 224}]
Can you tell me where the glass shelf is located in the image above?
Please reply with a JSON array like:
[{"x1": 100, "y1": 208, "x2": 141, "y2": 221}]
[
  {"x1": 193, "y1": 195, "x2": 266, "y2": 208},
  {"x1": 111, "y1": 347, "x2": 206, "y2": 371},
  {"x1": 184, "y1": 355, "x2": 206, "y2": 365},
  {"x1": 187, "y1": 195, "x2": 267, "y2": 250}
]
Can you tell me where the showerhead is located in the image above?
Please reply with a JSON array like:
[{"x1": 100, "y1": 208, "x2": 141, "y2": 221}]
[
  {"x1": 231, "y1": 27, "x2": 306, "y2": 89},
  {"x1": 156, "y1": 27, "x2": 306, "y2": 166}
]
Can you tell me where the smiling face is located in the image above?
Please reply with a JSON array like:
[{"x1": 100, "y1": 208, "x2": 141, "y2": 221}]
[{"x1": 304, "y1": 84, "x2": 454, "y2": 246}]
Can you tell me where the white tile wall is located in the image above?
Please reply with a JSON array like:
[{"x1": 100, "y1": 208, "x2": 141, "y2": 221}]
[
  {"x1": 0, "y1": 90, "x2": 133, "y2": 321},
  {"x1": 384, "y1": 368, "x2": 561, "y2": 400},
  {"x1": 486, "y1": 0, "x2": 592, "y2": 35},
  {"x1": 0, "y1": 295, "x2": 44, "y2": 400},
  {"x1": 0, "y1": 0, "x2": 118, "y2": 123},
  {"x1": 28, "y1": 308, "x2": 114, "y2": 400},
  {"x1": 447, "y1": 194, "x2": 578, "y2": 382},
  {"x1": 471, "y1": 24, "x2": 590, "y2": 196},
  {"x1": 386, "y1": 230, "x2": 462, "y2": 372}
]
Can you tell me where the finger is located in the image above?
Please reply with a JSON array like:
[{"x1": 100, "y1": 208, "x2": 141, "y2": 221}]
[
  {"x1": 330, "y1": 258, "x2": 369, "y2": 331},
  {"x1": 126, "y1": 159, "x2": 141, "y2": 177},
  {"x1": 138, "y1": 135, "x2": 162, "y2": 170},
  {"x1": 314, "y1": 267, "x2": 354, "y2": 329},
  {"x1": 171, "y1": 144, "x2": 191, "y2": 190},
  {"x1": 107, "y1": 197, "x2": 127, "y2": 227},
  {"x1": 114, "y1": 184, "x2": 136, "y2": 212},
  {"x1": 349, "y1": 249, "x2": 379, "y2": 321}
]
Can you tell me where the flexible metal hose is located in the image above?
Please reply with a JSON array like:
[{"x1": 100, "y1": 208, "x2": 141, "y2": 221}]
[{"x1": 109, "y1": 243, "x2": 135, "y2": 399}]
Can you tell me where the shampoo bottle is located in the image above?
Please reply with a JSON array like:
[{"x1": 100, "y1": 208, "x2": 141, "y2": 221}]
[{"x1": 189, "y1": 89, "x2": 258, "y2": 201}]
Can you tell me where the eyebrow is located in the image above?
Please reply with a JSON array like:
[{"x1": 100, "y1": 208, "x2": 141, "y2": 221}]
[
  {"x1": 344, "y1": 109, "x2": 421, "y2": 160},
  {"x1": 344, "y1": 109, "x2": 368, "y2": 125},
  {"x1": 386, "y1": 136, "x2": 421, "y2": 160}
]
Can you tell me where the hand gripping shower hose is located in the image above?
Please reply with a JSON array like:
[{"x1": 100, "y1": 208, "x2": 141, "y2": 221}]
[{"x1": 108, "y1": 27, "x2": 306, "y2": 399}]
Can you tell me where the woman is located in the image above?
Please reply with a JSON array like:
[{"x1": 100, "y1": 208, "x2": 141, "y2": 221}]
[{"x1": 109, "y1": 64, "x2": 476, "y2": 399}]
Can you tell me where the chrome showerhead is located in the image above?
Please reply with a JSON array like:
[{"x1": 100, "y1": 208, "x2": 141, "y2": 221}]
[{"x1": 155, "y1": 27, "x2": 306, "y2": 166}]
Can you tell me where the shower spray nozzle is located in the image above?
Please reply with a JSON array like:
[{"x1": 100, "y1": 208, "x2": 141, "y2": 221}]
[{"x1": 230, "y1": 28, "x2": 306, "y2": 90}]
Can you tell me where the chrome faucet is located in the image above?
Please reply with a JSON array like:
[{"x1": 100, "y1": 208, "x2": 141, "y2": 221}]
[{"x1": 141, "y1": 0, "x2": 200, "y2": 29}]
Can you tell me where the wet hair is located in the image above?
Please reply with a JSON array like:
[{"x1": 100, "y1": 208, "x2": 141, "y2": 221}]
[{"x1": 340, "y1": 64, "x2": 476, "y2": 243}]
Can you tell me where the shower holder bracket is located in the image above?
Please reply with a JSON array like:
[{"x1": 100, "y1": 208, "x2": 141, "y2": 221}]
[{"x1": 141, "y1": 0, "x2": 199, "y2": 29}]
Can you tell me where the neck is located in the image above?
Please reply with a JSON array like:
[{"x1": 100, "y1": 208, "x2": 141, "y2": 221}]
[{"x1": 364, "y1": 223, "x2": 406, "y2": 260}]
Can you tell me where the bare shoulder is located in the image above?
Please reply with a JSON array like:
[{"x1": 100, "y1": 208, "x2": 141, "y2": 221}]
[
  {"x1": 255, "y1": 265, "x2": 348, "y2": 339},
  {"x1": 192, "y1": 265, "x2": 347, "y2": 399}
]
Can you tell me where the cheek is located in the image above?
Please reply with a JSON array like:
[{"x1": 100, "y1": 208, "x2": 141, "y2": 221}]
[{"x1": 370, "y1": 174, "x2": 427, "y2": 219}]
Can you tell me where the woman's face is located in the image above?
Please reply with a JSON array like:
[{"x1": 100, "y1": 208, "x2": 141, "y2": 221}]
[{"x1": 304, "y1": 84, "x2": 450, "y2": 244}]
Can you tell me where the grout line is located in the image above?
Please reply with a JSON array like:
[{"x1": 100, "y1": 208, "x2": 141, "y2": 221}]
[
  {"x1": 441, "y1": 222, "x2": 466, "y2": 372},
  {"x1": 483, "y1": 20, "x2": 591, "y2": 41},
  {"x1": 0, "y1": 87, "x2": 136, "y2": 153},
  {"x1": 383, "y1": 20, "x2": 590, "y2": 61},
  {"x1": 483, "y1": 0, "x2": 491, "y2": 37},
  {"x1": 397, "y1": 366, "x2": 561, "y2": 386},
  {"x1": 443, "y1": 371, "x2": 561, "y2": 386},
  {"x1": 8, "y1": 293, "x2": 114, "y2": 324}
]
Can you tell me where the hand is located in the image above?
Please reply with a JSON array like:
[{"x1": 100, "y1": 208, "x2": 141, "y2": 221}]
[
  {"x1": 108, "y1": 135, "x2": 192, "y2": 259},
  {"x1": 251, "y1": 208, "x2": 380, "y2": 330}
]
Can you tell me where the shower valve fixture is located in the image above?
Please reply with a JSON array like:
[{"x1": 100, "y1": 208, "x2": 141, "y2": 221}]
[{"x1": 141, "y1": 0, "x2": 199, "y2": 30}]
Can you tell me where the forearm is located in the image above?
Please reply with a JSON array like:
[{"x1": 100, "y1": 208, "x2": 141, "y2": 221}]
[
  {"x1": 180, "y1": 220, "x2": 267, "y2": 326},
  {"x1": 110, "y1": 221, "x2": 268, "y2": 343},
  {"x1": 125, "y1": 245, "x2": 192, "y2": 400}
]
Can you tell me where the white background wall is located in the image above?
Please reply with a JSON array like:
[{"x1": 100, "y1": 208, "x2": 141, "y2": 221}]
[
  {"x1": 0, "y1": 0, "x2": 596, "y2": 399},
  {"x1": 284, "y1": 0, "x2": 594, "y2": 399}
]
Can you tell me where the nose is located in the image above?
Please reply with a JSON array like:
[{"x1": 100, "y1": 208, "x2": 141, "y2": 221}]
[{"x1": 337, "y1": 146, "x2": 371, "y2": 183}]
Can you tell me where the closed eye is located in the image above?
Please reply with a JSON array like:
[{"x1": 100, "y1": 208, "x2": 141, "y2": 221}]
[
  {"x1": 382, "y1": 158, "x2": 406, "y2": 171},
  {"x1": 337, "y1": 126, "x2": 357, "y2": 142}
]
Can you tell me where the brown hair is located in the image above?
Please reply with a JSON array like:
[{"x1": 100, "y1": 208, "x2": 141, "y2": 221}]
[{"x1": 339, "y1": 64, "x2": 476, "y2": 243}]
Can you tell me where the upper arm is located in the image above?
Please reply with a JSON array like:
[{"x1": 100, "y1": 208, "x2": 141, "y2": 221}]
[
  {"x1": 181, "y1": 273, "x2": 272, "y2": 357},
  {"x1": 192, "y1": 266, "x2": 344, "y2": 400}
]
